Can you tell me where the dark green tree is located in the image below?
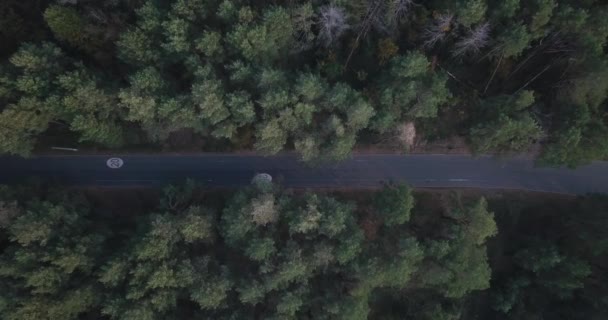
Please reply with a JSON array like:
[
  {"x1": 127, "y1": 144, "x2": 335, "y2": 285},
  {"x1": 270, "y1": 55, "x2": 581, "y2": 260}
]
[
  {"x1": 0, "y1": 195, "x2": 104, "y2": 320},
  {"x1": 371, "y1": 52, "x2": 451, "y2": 132},
  {"x1": 254, "y1": 72, "x2": 374, "y2": 161},
  {"x1": 0, "y1": 43, "x2": 124, "y2": 156},
  {"x1": 44, "y1": 5, "x2": 86, "y2": 47},
  {"x1": 119, "y1": 67, "x2": 199, "y2": 141},
  {"x1": 470, "y1": 90, "x2": 542, "y2": 153},
  {"x1": 419, "y1": 197, "x2": 497, "y2": 298},
  {"x1": 99, "y1": 186, "x2": 229, "y2": 320},
  {"x1": 373, "y1": 183, "x2": 415, "y2": 226}
]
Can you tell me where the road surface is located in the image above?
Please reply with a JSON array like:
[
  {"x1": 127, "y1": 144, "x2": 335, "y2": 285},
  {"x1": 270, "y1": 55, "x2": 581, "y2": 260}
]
[{"x1": 0, "y1": 154, "x2": 606, "y2": 194}]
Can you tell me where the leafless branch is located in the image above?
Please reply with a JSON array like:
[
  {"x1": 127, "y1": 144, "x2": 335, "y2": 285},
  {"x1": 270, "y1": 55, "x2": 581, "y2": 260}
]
[
  {"x1": 423, "y1": 13, "x2": 454, "y2": 49},
  {"x1": 484, "y1": 53, "x2": 503, "y2": 94},
  {"x1": 436, "y1": 63, "x2": 479, "y2": 91},
  {"x1": 318, "y1": 5, "x2": 349, "y2": 47},
  {"x1": 386, "y1": 0, "x2": 417, "y2": 30},
  {"x1": 515, "y1": 63, "x2": 553, "y2": 94},
  {"x1": 87, "y1": 7, "x2": 109, "y2": 24},
  {"x1": 344, "y1": 0, "x2": 384, "y2": 68},
  {"x1": 453, "y1": 22, "x2": 490, "y2": 57},
  {"x1": 505, "y1": 35, "x2": 552, "y2": 80}
]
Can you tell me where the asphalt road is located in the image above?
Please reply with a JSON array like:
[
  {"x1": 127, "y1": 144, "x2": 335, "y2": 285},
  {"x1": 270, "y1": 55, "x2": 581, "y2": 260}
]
[{"x1": 0, "y1": 154, "x2": 606, "y2": 194}]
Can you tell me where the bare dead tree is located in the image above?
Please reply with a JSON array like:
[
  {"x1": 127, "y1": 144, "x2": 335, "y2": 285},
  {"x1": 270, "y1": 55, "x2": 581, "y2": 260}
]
[
  {"x1": 483, "y1": 53, "x2": 503, "y2": 94},
  {"x1": 436, "y1": 62, "x2": 480, "y2": 92},
  {"x1": 343, "y1": 0, "x2": 384, "y2": 68},
  {"x1": 387, "y1": 0, "x2": 417, "y2": 28},
  {"x1": 318, "y1": 5, "x2": 350, "y2": 47},
  {"x1": 423, "y1": 13, "x2": 454, "y2": 49},
  {"x1": 369, "y1": 1, "x2": 391, "y2": 34},
  {"x1": 87, "y1": 7, "x2": 109, "y2": 24},
  {"x1": 515, "y1": 63, "x2": 553, "y2": 93},
  {"x1": 339, "y1": 0, "x2": 416, "y2": 68},
  {"x1": 347, "y1": 0, "x2": 388, "y2": 35},
  {"x1": 453, "y1": 22, "x2": 491, "y2": 57}
]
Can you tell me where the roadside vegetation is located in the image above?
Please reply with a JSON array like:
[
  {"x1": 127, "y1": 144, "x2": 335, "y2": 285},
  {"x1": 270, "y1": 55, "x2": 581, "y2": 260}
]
[
  {"x1": 0, "y1": 181, "x2": 606, "y2": 319},
  {"x1": 0, "y1": 0, "x2": 607, "y2": 165}
]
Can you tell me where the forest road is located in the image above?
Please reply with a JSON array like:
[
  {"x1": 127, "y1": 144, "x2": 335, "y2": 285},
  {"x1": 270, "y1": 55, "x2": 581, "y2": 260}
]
[{"x1": 0, "y1": 154, "x2": 607, "y2": 194}]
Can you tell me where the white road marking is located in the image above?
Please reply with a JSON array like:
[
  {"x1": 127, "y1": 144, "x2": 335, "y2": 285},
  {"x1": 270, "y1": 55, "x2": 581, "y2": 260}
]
[
  {"x1": 106, "y1": 158, "x2": 124, "y2": 169},
  {"x1": 448, "y1": 179, "x2": 470, "y2": 182}
]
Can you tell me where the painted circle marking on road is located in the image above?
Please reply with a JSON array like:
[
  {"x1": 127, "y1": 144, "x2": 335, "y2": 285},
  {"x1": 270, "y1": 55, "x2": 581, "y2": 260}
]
[{"x1": 106, "y1": 158, "x2": 124, "y2": 169}]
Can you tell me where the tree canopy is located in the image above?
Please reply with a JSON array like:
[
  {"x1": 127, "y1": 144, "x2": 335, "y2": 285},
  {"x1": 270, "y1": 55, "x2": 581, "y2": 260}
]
[
  {"x1": 0, "y1": 0, "x2": 605, "y2": 165},
  {"x1": 2, "y1": 181, "x2": 607, "y2": 319}
]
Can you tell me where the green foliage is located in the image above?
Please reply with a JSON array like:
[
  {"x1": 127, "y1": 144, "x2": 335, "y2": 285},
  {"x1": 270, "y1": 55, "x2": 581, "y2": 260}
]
[
  {"x1": 120, "y1": 67, "x2": 199, "y2": 141},
  {"x1": 219, "y1": 186, "x2": 368, "y2": 317},
  {"x1": 2, "y1": 0, "x2": 608, "y2": 166},
  {"x1": 245, "y1": 237, "x2": 276, "y2": 261},
  {"x1": 373, "y1": 183, "x2": 415, "y2": 226},
  {"x1": 44, "y1": 5, "x2": 86, "y2": 47},
  {"x1": 58, "y1": 69, "x2": 124, "y2": 147},
  {"x1": 255, "y1": 119, "x2": 288, "y2": 155},
  {"x1": 196, "y1": 31, "x2": 223, "y2": 59},
  {"x1": 486, "y1": 192, "x2": 608, "y2": 319},
  {"x1": 0, "y1": 195, "x2": 104, "y2": 320},
  {"x1": 116, "y1": 2, "x2": 163, "y2": 65},
  {"x1": 578, "y1": 7, "x2": 608, "y2": 55},
  {"x1": 461, "y1": 198, "x2": 498, "y2": 245},
  {"x1": 492, "y1": 277, "x2": 530, "y2": 313},
  {"x1": 116, "y1": 29, "x2": 160, "y2": 65},
  {"x1": 3, "y1": 182, "x2": 604, "y2": 319},
  {"x1": 99, "y1": 193, "x2": 228, "y2": 319},
  {"x1": 0, "y1": 98, "x2": 52, "y2": 156},
  {"x1": 254, "y1": 72, "x2": 374, "y2": 161},
  {"x1": 0, "y1": 43, "x2": 124, "y2": 156},
  {"x1": 228, "y1": 6, "x2": 294, "y2": 64},
  {"x1": 356, "y1": 238, "x2": 424, "y2": 292},
  {"x1": 162, "y1": 16, "x2": 191, "y2": 53},
  {"x1": 471, "y1": 113, "x2": 542, "y2": 153},
  {"x1": 420, "y1": 197, "x2": 497, "y2": 298},
  {"x1": 529, "y1": 0, "x2": 557, "y2": 34},
  {"x1": 552, "y1": 5, "x2": 588, "y2": 33},
  {"x1": 171, "y1": 0, "x2": 208, "y2": 21},
  {"x1": 490, "y1": 0, "x2": 520, "y2": 20},
  {"x1": 193, "y1": 79, "x2": 229, "y2": 125},
  {"x1": 217, "y1": 0, "x2": 238, "y2": 22},
  {"x1": 456, "y1": 0, "x2": 487, "y2": 27},
  {"x1": 470, "y1": 91, "x2": 542, "y2": 153},
  {"x1": 495, "y1": 23, "x2": 532, "y2": 58},
  {"x1": 540, "y1": 56, "x2": 608, "y2": 167},
  {"x1": 372, "y1": 52, "x2": 450, "y2": 132},
  {"x1": 492, "y1": 242, "x2": 592, "y2": 317}
]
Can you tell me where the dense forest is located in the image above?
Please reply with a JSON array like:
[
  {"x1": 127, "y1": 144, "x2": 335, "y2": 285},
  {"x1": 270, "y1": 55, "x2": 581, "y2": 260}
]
[
  {"x1": 1, "y1": 2, "x2": 607, "y2": 319},
  {"x1": 0, "y1": 0, "x2": 607, "y2": 164},
  {"x1": 0, "y1": 181, "x2": 606, "y2": 319}
]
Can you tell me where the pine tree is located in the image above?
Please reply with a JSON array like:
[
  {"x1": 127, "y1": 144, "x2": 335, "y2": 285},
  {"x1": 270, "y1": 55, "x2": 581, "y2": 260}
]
[
  {"x1": 44, "y1": 5, "x2": 86, "y2": 48},
  {"x1": 99, "y1": 187, "x2": 229, "y2": 320},
  {"x1": 373, "y1": 183, "x2": 415, "y2": 226},
  {"x1": 372, "y1": 52, "x2": 450, "y2": 132},
  {"x1": 0, "y1": 196, "x2": 104, "y2": 320},
  {"x1": 470, "y1": 91, "x2": 542, "y2": 153}
]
